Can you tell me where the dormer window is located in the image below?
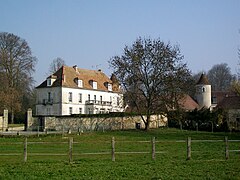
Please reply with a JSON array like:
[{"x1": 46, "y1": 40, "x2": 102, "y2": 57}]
[
  {"x1": 47, "y1": 79, "x2": 51, "y2": 86},
  {"x1": 78, "y1": 79, "x2": 83, "y2": 88},
  {"x1": 89, "y1": 80, "x2": 97, "y2": 89},
  {"x1": 104, "y1": 82, "x2": 112, "y2": 91},
  {"x1": 93, "y1": 81, "x2": 97, "y2": 89},
  {"x1": 46, "y1": 75, "x2": 57, "y2": 87},
  {"x1": 108, "y1": 83, "x2": 112, "y2": 91}
]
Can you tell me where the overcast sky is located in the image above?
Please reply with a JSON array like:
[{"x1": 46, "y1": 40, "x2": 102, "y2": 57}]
[{"x1": 1, "y1": 0, "x2": 240, "y2": 85}]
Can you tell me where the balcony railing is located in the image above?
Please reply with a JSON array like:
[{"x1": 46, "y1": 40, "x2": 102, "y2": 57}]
[
  {"x1": 85, "y1": 100, "x2": 112, "y2": 106},
  {"x1": 42, "y1": 99, "x2": 53, "y2": 105}
]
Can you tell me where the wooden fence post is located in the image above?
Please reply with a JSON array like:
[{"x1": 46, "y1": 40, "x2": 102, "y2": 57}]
[
  {"x1": 24, "y1": 137, "x2": 27, "y2": 163},
  {"x1": 37, "y1": 126, "x2": 39, "y2": 137},
  {"x1": 69, "y1": 137, "x2": 73, "y2": 163},
  {"x1": 225, "y1": 136, "x2": 229, "y2": 160},
  {"x1": 186, "y1": 137, "x2": 191, "y2": 160},
  {"x1": 152, "y1": 137, "x2": 156, "y2": 160},
  {"x1": 112, "y1": 137, "x2": 115, "y2": 162}
]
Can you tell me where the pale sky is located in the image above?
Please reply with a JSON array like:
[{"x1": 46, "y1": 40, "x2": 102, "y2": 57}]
[{"x1": 1, "y1": 0, "x2": 240, "y2": 85}]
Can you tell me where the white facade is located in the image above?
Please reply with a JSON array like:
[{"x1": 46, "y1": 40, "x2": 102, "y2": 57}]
[
  {"x1": 35, "y1": 66, "x2": 124, "y2": 116},
  {"x1": 36, "y1": 87, "x2": 123, "y2": 116},
  {"x1": 195, "y1": 84, "x2": 211, "y2": 109}
]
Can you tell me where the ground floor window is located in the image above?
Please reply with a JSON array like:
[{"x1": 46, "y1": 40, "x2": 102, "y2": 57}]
[{"x1": 69, "y1": 107, "x2": 73, "y2": 115}]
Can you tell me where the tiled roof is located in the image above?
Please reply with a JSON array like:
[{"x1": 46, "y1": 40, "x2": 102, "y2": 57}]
[
  {"x1": 211, "y1": 91, "x2": 237, "y2": 104},
  {"x1": 179, "y1": 95, "x2": 199, "y2": 110},
  {"x1": 196, "y1": 73, "x2": 210, "y2": 85},
  {"x1": 217, "y1": 95, "x2": 240, "y2": 109},
  {"x1": 36, "y1": 65, "x2": 120, "y2": 92}
]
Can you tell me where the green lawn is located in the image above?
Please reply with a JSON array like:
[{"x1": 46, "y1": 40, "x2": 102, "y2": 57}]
[{"x1": 0, "y1": 128, "x2": 239, "y2": 179}]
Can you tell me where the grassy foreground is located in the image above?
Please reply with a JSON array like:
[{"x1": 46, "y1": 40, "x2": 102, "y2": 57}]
[{"x1": 0, "y1": 128, "x2": 239, "y2": 180}]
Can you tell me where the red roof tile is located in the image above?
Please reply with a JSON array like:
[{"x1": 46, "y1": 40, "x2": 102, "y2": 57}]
[{"x1": 36, "y1": 65, "x2": 120, "y2": 92}]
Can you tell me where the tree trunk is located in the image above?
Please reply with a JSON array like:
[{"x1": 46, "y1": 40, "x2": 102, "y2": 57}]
[
  {"x1": 11, "y1": 110, "x2": 14, "y2": 124},
  {"x1": 144, "y1": 115, "x2": 151, "y2": 130}
]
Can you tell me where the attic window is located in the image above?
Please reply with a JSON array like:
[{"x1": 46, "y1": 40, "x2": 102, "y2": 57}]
[
  {"x1": 202, "y1": 87, "x2": 206, "y2": 92},
  {"x1": 47, "y1": 79, "x2": 51, "y2": 86},
  {"x1": 93, "y1": 81, "x2": 97, "y2": 89},
  {"x1": 78, "y1": 79, "x2": 83, "y2": 88},
  {"x1": 108, "y1": 83, "x2": 112, "y2": 91}
]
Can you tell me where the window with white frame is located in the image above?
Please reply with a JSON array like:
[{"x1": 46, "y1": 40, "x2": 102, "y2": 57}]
[
  {"x1": 108, "y1": 83, "x2": 112, "y2": 91},
  {"x1": 100, "y1": 96, "x2": 102, "y2": 103},
  {"x1": 88, "y1": 94, "x2": 90, "y2": 101},
  {"x1": 68, "y1": 92, "x2": 72, "y2": 102},
  {"x1": 78, "y1": 79, "x2": 83, "y2": 88},
  {"x1": 79, "y1": 93, "x2": 82, "y2": 103},
  {"x1": 93, "y1": 81, "x2": 97, "y2": 89},
  {"x1": 47, "y1": 79, "x2": 51, "y2": 86}
]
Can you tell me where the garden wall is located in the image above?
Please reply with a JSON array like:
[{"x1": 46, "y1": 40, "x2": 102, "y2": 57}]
[
  {"x1": 0, "y1": 110, "x2": 8, "y2": 131},
  {"x1": 26, "y1": 109, "x2": 167, "y2": 131}
]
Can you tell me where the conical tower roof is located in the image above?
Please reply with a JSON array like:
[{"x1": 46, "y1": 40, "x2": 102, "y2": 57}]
[{"x1": 196, "y1": 73, "x2": 210, "y2": 85}]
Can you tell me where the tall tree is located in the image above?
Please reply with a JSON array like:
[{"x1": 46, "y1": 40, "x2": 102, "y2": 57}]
[
  {"x1": 109, "y1": 37, "x2": 192, "y2": 130},
  {"x1": 0, "y1": 32, "x2": 37, "y2": 123},
  {"x1": 207, "y1": 63, "x2": 234, "y2": 91},
  {"x1": 48, "y1": 57, "x2": 65, "y2": 75}
]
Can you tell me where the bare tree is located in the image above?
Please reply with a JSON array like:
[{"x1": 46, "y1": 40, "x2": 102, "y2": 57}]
[
  {"x1": 48, "y1": 57, "x2": 65, "y2": 75},
  {"x1": 0, "y1": 32, "x2": 37, "y2": 123},
  {"x1": 207, "y1": 63, "x2": 234, "y2": 91},
  {"x1": 109, "y1": 37, "x2": 192, "y2": 130}
]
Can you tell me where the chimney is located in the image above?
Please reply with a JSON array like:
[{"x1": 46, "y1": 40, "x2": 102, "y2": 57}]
[
  {"x1": 73, "y1": 65, "x2": 78, "y2": 72},
  {"x1": 62, "y1": 74, "x2": 65, "y2": 82}
]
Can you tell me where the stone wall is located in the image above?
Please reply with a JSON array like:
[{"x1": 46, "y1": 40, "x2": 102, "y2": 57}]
[
  {"x1": 0, "y1": 109, "x2": 8, "y2": 131},
  {"x1": 28, "y1": 113, "x2": 167, "y2": 132}
]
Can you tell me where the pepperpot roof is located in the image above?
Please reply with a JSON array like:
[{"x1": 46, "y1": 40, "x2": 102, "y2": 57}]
[
  {"x1": 196, "y1": 73, "x2": 210, "y2": 85},
  {"x1": 36, "y1": 65, "x2": 120, "y2": 92}
]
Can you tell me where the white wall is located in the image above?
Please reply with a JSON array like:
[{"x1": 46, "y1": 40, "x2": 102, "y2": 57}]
[
  {"x1": 36, "y1": 86, "x2": 124, "y2": 116},
  {"x1": 61, "y1": 87, "x2": 124, "y2": 115},
  {"x1": 195, "y1": 84, "x2": 211, "y2": 108}
]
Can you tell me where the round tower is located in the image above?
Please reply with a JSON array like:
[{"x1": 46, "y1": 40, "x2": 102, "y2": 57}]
[{"x1": 195, "y1": 73, "x2": 211, "y2": 109}]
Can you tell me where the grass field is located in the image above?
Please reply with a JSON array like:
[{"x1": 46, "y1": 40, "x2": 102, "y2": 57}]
[{"x1": 0, "y1": 128, "x2": 240, "y2": 179}]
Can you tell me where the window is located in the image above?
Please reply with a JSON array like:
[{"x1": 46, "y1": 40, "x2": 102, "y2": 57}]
[
  {"x1": 110, "y1": 96, "x2": 112, "y2": 103},
  {"x1": 47, "y1": 108, "x2": 51, "y2": 115},
  {"x1": 79, "y1": 108, "x2": 82, "y2": 114},
  {"x1": 100, "y1": 96, "x2": 102, "y2": 103},
  {"x1": 48, "y1": 92, "x2": 51, "y2": 101},
  {"x1": 94, "y1": 95, "x2": 96, "y2": 103},
  {"x1": 78, "y1": 79, "x2": 83, "y2": 88},
  {"x1": 108, "y1": 83, "x2": 112, "y2": 91},
  {"x1": 93, "y1": 81, "x2": 97, "y2": 89},
  {"x1": 79, "y1": 93, "x2": 82, "y2": 103},
  {"x1": 88, "y1": 94, "x2": 90, "y2": 101},
  {"x1": 212, "y1": 97, "x2": 217, "y2": 104},
  {"x1": 88, "y1": 108, "x2": 93, "y2": 114},
  {"x1": 69, "y1": 107, "x2": 73, "y2": 115},
  {"x1": 117, "y1": 97, "x2": 120, "y2": 106},
  {"x1": 47, "y1": 79, "x2": 51, "y2": 86},
  {"x1": 68, "y1": 92, "x2": 72, "y2": 102},
  {"x1": 202, "y1": 87, "x2": 206, "y2": 92}
]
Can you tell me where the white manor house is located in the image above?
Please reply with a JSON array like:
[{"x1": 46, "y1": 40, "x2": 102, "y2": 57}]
[{"x1": 35, "y1": 65, "x2": 124, "y2": 116}]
